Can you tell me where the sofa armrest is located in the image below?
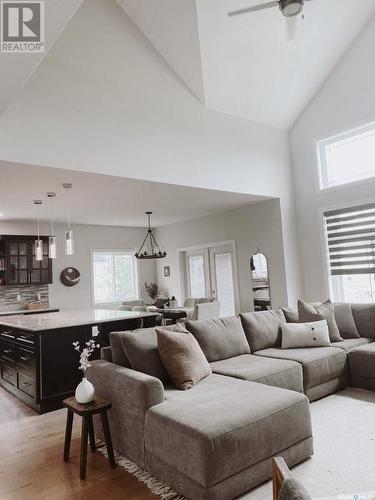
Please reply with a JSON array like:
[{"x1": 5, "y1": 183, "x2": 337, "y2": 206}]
[
  {"x1": 87, "y1": 360, "x2": 164, "y2": 466},
  {"x1": 100, "y1": 346, "x2": 113, "y2": 362}
]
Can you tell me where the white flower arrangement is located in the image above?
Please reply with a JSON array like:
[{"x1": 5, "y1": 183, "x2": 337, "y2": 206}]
[{"x1": 72, "y1": 339, "x2": 100, "y2": 375}]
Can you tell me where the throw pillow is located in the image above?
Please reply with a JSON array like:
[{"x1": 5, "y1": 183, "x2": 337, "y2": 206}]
[
  {"x1": 120, "y1": 324, "x2": 184, "y2": 382},
  {"x1": 298, "y1": 299, "x2": 343, "y2": 343},
  {"x1": 281, "y1": 320, "x2": 331, "y2": 349},
  {"x1": 334, "y1": 303, "x2": 360, "y2": 339},
  {"x1": 278, "y1": 478, "x2": 312, "y2": 500},
  {"x1": 351, "y1": 304, "x2": 375, "y2": 339},
  {"x1": 240, "y1": 309, "x2": 286, "y2": 352},
  {"x1": 186, "y1": 316, "x2": 250, "y2": 362},
  {"x1": 156, "y1": 327, "x2": 211, "y2": 390},
  {"x1": 281, "y1": 307, "x2": 299, "y2": 323}
]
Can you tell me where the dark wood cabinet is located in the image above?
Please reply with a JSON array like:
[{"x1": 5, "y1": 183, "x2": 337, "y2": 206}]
[{"x1": 0, "y1": 235, "x2": 52, "y2": 286}]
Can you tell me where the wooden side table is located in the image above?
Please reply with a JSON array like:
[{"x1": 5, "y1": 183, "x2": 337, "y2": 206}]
[{"x1": 63, "y1": 396, "x2": 116, "y2": 479}]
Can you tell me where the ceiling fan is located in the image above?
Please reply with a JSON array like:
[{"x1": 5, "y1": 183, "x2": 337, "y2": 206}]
[
  {"x1": 228, "y1": 0, "x2": 311, "y2": 18},
  {"x1": 227, "y1": 0, "x2": 312, "y2": 39}
]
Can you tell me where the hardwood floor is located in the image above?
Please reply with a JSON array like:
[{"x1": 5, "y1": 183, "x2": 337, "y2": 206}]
[{"x1": 0, "y1": 387, "x2": 156, "y2": 500}]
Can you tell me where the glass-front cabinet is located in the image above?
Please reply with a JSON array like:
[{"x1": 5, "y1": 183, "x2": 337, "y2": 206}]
[{"x1": 0, "y1": 235, "x2": 52, "y2": 286}]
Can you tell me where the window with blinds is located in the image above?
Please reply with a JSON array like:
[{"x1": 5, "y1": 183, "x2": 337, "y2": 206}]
[{"x1": 325, "y1": 203, "x2": 375, "y2": 276}]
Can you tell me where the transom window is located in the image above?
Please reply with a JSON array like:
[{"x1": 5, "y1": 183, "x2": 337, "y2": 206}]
[
  {"x1": 92, "y1": 251, "x2": 138, "y2": 304},
  {"x1": 324, "y1": 203, "x2": 375, "y2": 303},
  {"x1": 318, "y1": 122, "x2": 375, "y2": 190}
]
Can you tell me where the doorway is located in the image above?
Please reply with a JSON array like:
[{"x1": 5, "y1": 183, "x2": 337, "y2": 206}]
[{"x1": 183, "y1": 242, "x2": 239, "y2": 316}]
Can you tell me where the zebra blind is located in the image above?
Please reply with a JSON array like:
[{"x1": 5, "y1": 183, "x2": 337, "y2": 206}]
[{"x1": 324, "y1": 203, "x2": 375, "y2": 276}]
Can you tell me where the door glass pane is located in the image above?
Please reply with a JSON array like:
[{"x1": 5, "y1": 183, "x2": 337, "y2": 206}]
[
  {"x1": 41, "y1": 269, "x2": 49, "y2": 283},
  {"x1": 10, "y1": 256, "x2": 18, "y2": 270},
  {"x1": 19, "y1": 270, "x2": 28, "y2": 284},
  {"x1": 41, "y1": 256, "x2": 49, "y2": 269},
  {"x1": 31, "y1": 270, "x2": 40, "y2": 283},
  {"x1": 19, "y1": 243, "x2": 27, "y2": 256},
  {"x1": 188, "y1": 255, "x2": 206, "y2": 298},
  {"x1": 10, "y1": 242, "x2": 18, "y2": 255},
  {"x1": 19, "y1": 256, "x2": 27, "y2": 269},
  {"x1": 214, "y1": 253, "x2": 235, "y2": 317}
]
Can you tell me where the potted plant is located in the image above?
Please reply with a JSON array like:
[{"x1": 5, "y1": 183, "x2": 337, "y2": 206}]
[{"x1": 144, "y1": 281, "x2": 169, "y2": 309}]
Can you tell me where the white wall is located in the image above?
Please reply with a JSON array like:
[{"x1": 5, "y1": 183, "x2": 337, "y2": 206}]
[
  {"x1": 0, "y1": 0, "x2": 302, "y2": 305},
  {"x1": 155, "y1": 199, "x2": 289, "y2": 312},
  {"x1": 0, "y1": 221, "x2": 156, "y2": 310},
  {"x1": 291, "y1": 15, "x2": 375, "y2": 301}
]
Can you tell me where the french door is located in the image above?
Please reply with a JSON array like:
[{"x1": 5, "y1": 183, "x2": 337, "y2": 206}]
[{"x1": 185, "y1": 244, "x2": 237, "y2": 316}]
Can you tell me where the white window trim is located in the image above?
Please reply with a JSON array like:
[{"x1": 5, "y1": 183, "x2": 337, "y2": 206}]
[
  {"x1": 316, "y1": 120, "x2": 375, "y2": 192},
  {"x1": 90, "y1": 249, "x2": 139, "y2": 307}
]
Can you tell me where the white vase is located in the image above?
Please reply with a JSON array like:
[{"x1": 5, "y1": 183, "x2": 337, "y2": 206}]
[{"x1": 75, "y1": 377, "x2": 95, "y2": 404}]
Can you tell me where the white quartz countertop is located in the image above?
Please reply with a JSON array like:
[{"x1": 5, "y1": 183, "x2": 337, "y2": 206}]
[{"x1": 0, "y1": 309, "x2": 157, "y2": 332}]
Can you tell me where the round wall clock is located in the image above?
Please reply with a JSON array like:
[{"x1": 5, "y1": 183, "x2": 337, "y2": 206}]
[{"x1": 60, "y1": 267, "x2": 81, "y2": 287}]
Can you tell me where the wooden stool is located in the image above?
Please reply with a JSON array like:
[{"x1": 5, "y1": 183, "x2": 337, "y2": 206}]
[{"x1": 63, "y1": 396, "x2": 116, "y2": 479}]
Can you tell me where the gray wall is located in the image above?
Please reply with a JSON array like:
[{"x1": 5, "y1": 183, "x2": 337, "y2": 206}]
[
  {"x1": 155, "y1": 199, "x2": 290, "y2": 312},
  {"x1": 0, "y1": 221, "x2": 156, "y2": 310}
]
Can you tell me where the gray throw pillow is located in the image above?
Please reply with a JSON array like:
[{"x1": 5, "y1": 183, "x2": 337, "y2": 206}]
[
  {"x1": 298, "y1": 299, "x2": 343, "y2": 343},
  {"x1": 281, "y1": 307, "x2": 299, "y2": 323},
  {"x1": 351, "y1": 304, "x2": 375, "y2": 339},
  {"x1": 156, "y1": 328, "x2": 211, "y2": 390},
  {"x1": 120, "y1": 325, "x2": 184, "y2": 382},
  {"x1": 186, "y1": 316, "x2": 250, "y2": 362},
  {"x1": 334, "y1": 303, "x2": 360, "y2": 339},
  {"x1": 278, "y1": 478, "x2": 312, "y2": 500},
  {"x1": 281, "y1": 320, "x2": 331, "y2": 349},
  {"x1": 240, "y1": 309, "x2": 286, "y2": 352}
]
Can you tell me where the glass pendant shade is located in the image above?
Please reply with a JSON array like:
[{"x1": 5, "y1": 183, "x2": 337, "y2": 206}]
[
  {"x1": 65, "y1": 230, "x2": 74, "y2": 256},
  {"x1": 35, "y1": 239, "x2": 43, "y2": 261},
  {"x1": 49, "y1": 235, "x2": 57, "y2": 259}
]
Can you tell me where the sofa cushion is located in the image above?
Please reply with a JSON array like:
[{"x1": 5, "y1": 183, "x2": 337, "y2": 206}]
[
  {"x1": 278, "y1": 478, "x2": 312, "y2": 500},
  {"x1": 145, "y1": 374, "x2": 312, "y2": 488},
  {"x1": 254, "y1": 347, "x2": 347, "y2": 390},
  {"x1": 240, "y1": 309, "x2": 286, "y2": 352},
  {"x1": 119, "y1": 325, "x2": 184, "y2": 383},
  {"x1": 334, "y1": 303, "x2": 360, "y2": 339},
  {"x1": 298, "y1": 299, "x2": 343, "y2": 343},
  {"x1": 281, "y1": 307, "x2": 299, "y2": 323},
  {"x1": 210, "y1": 354, "x2": 303, "y2": 392},
  {"x1": 352, "y1": 304, "x2": 375, "y2": 339},
  {"x1": 348, "y1": 343, "x2": 375, "y2": 380},
  {"x1": 331, "y1": 337, "x2": 373, "y2": 353},
  {"x1": 110, "y1": 331, "x2": 131, "y2": 367},
  {"x1": 185, "y1": 316, "x2": 250, "y2": 362},
  {"x1": 156, "y1": 328, "x2": 211, "y2": 390},
  {"x1": 281, "y1": 320, "x2": 331, "y2": 349}
]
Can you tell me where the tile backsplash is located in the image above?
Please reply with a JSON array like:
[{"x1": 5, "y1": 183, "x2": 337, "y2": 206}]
[{"x1": 0, "y1": 285, "x2": 49, "y2": 311}]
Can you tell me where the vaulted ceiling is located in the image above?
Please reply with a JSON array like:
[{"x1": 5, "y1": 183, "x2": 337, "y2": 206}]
[{"x1": 0, "y1": 0, "x2": 374, "y2": 130}]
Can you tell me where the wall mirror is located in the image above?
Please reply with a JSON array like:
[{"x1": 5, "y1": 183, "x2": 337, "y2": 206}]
[{"x1": 250, "y1": 251, "x2": 271, "y2": 311}]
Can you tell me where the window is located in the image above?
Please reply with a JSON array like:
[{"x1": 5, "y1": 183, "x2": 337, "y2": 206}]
[
  {"x1": 318, "y1": 122, "x2": 375, "y2": 189},
  {"x1": 324, "y1": 203, "x2": 375, "y2": 303},
  {"x1": 92, "y1": 251, "x2": 138, "y2": 304}
]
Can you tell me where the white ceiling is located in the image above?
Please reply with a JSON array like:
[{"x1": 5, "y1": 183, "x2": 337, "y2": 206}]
[
  {"x1": 0, "y1": 162, "x2": 266, "y2": 227},
  {"x1": 119, "y1": 0, "x2": 375, "y2": 130},
  {"x1": 0, "y1": 0, "x2": 82, "y2": 117},
  {"x1": 1, "y1": 0, "x2": 374, "y2": 131}
]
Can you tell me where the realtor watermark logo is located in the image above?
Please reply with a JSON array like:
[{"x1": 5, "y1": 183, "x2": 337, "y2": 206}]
[{"x1": 1, "y1": 1, "x2": 44, "y2": 53}]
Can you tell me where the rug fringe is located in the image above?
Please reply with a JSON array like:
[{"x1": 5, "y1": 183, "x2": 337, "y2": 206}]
[{"x1": 97, "y1": 442, "x2": 186, "y2": 500}]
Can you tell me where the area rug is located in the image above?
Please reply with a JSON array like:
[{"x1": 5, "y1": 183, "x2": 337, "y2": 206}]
[{"x1": 99, "y1": 388, "x2": 375, "y2": 500}]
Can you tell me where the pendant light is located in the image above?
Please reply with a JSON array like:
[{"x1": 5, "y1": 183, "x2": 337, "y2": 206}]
[
  {"x1": 135, "y1": 212, "x2": 167, "y2": 260},
  {"x1": 34, "y1": 200, "x2": 43, "y2": 261},
  {"x1": 47, "y1": 192, "x2": 57, "y2": 259},
  {"x1": 63, "y1": 183, "x2": 74, "y2": 255}
]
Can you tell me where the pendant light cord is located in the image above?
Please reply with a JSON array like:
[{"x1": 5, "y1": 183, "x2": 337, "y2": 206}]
[
  {"x1": 37, "y1": 203, "x2": 40, "y2": 240},
  {"x1": 50, "y1": 196, "x2": 55, "y2": 237},
  {"x1": 66, "y1": 188, "x2": 71, "y2": 231}
]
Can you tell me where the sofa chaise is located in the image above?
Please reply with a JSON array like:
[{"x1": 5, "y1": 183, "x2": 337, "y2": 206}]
[{"x1": 87, "y1": 302, "x2": 375, "y2": 500}]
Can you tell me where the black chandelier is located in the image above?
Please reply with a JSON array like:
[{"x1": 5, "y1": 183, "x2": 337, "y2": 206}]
[{"x1": 135, "y1": 212, "x2": 167, "y2": 260}]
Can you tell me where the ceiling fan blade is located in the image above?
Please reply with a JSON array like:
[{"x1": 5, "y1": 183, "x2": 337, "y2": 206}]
[
  {"x1": 286, "y1": 15, "x2": 299, "y2": 40},
  {"x1": 228, "y1": 1, "x2": 279, "y2": 17}
]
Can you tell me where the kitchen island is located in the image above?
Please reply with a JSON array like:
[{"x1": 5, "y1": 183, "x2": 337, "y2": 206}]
[{"x1": 0, "y1": 309, "x2": 157, "y2": 413}]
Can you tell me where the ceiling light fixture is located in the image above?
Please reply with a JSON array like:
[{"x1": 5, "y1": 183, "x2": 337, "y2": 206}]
[
  {"x1": 135, "y1": 212, "x2": 167, "y2": 260},
  {"x1": 47, "y1": 192, "x2": 57, "y2": 259},
  {"x1": 34, "y1": 200, "x2": 43, "y2": 261},
  {"x1": 63, "y1": 183, "x2": 74, "y2": 256}
]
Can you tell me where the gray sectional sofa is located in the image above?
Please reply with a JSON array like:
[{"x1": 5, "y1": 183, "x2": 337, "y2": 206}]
[{"x1": 87, "y1": 302, "x2": 375, "y2": 500}]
